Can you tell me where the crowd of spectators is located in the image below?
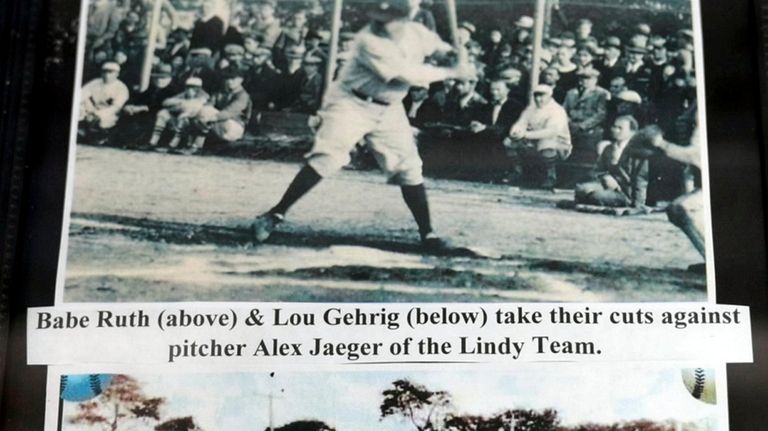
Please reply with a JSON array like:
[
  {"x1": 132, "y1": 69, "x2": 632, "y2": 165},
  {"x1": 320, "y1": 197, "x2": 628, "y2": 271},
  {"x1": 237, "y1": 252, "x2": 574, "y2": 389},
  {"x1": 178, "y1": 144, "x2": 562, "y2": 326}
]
[{"x1": 77, "y1": 0, "x2": 700, "y2": 206}]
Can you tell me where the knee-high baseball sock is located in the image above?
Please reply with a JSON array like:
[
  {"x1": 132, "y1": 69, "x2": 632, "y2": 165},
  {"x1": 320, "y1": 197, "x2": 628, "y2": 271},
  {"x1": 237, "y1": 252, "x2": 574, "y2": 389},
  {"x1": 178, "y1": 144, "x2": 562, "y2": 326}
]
[
  {"x1": 269, "y1": 165, "x2": 323, "y2": 216},
  {"x1": 401, "y1": 184, "x2": 433, "y2": 238}
]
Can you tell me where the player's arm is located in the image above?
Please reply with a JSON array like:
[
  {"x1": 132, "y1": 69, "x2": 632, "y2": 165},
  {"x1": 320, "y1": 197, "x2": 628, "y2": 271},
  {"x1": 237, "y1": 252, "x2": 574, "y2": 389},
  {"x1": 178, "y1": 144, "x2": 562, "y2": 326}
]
[
  {"x1": 358, "y1": 34, "x2": 472, "y2": 86},
  {"x1": 650, "y1": 127, "x2": 701, "y2": 168}
]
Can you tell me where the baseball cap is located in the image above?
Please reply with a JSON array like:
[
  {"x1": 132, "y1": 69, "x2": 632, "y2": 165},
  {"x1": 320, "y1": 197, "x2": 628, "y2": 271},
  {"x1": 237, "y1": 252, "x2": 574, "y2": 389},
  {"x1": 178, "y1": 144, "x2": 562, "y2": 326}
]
[
  {"x1": 533, "y1": 84, "x2": 553, "y2": 95},
  {"x1": 185, "y1": 77, "x2": 203, "y2": 87},
  {"x1": 616, "y1": 90, "x2": 642, "y2": 104},
  {"x1": 101, "y1": 61, "x2": 120, "y2": 72},
  {"x1": 151, "y1": 63, "x2": 173, "y2": 77},
  {"x1": 459, "y1": 21, "x2": 476, "y2": 34},
  {"x1": 604, "y1": 36, "x2": 622, "y2": 49},
  {"x1": 576, "y1": 68, "x2": 600, "y2": 78},
  {"x1": 515, "y1": 16, "x2": 534, "y2": 29}
]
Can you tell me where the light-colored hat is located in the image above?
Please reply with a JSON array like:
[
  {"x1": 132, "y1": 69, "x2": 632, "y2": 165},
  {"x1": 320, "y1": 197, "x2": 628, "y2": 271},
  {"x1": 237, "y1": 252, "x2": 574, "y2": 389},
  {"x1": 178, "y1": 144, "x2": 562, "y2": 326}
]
[
  {"x1": 533, "y1": 84, "x2": 553, "y2": 95},
  {"x1": 185, "y1": 77, "x2": 203, "y2": 87},
  {"x1": 617, "y1": 90, "x2": 642, "y2": 104},
  {"x1": 515, "y1": 16, "x2": 534, "y2": 29},
  {"x1": 101, "y1": 61, "x2": 120, "y2": 72}
]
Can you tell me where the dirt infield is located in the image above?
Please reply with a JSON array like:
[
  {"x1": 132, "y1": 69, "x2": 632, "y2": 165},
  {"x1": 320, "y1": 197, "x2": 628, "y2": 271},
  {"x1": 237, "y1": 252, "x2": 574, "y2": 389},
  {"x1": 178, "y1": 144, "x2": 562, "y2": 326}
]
[{"x1": 62, "y1": 146, "x2": 706, "y2": 303}]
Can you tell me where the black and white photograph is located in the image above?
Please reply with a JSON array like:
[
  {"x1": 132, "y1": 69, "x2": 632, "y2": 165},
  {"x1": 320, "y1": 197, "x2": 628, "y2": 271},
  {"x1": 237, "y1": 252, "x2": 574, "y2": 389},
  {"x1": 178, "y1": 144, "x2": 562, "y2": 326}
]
[
  {"x1": 53, "y1": 365, "x2": 723, "y2": 431},
  {"x1": 60, "y1": 0, "x2": 709, "y2": 302}
]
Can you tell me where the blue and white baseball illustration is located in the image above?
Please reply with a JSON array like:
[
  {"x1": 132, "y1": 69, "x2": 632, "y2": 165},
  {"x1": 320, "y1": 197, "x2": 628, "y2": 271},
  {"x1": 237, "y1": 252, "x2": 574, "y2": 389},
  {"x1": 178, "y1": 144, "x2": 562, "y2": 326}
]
[
  {"x1": 60, "y1": 374, "x2": 113, "y2": 402},
  {"x1": 681, "y1": 368, "x2": 716, "y2": 405}
]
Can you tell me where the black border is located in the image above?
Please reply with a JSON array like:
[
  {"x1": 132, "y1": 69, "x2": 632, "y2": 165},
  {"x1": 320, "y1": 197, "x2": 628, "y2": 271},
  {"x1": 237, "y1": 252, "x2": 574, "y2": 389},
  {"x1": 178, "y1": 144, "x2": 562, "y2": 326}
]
[{"x1": 3, "y1": 0, "x2": 767, "y2": 429}]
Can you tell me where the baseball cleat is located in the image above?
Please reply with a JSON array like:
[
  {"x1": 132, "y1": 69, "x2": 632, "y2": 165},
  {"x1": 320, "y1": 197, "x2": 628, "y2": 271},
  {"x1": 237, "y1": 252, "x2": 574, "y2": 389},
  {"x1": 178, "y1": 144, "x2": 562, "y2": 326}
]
[
  {"x1": 420, "y1": 232, "x2": 454, "y2": 254},
  {"x1": 251, "y1": 212, "x2": 284, "y2": 243}
]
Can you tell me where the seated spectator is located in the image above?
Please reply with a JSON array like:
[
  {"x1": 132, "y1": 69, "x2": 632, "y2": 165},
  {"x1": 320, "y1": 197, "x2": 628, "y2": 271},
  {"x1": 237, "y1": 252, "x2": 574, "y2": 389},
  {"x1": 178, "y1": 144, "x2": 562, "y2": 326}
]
[
  {"x1": 275, "y1": 45, "x2": 307, "y2": 109},
  {"x1": 403, "y1": 86, "x2": 440, "y2": 127},
  {"x1": 222, "y1": 43, "x2": 247, "y2": 69},
  {"x1": 624, "y1": 45, "x2": 653, "y2": 97},
  {"x1": 575, "y1": 115, "x2": 648, "y2": 207},
  {"x1": 540, "y1": 66, "x2": 565, "y2": 103},
  {"x1": 553, "y1": 45, "x2": 578, "y2": 93},
  {"x1": 188, "y1": 67, "x2": 252, "y2": 153},
  {"x1": 497, "y1": 66, "x2": 526, "y2": 103},
  {"x1": 78, "y1": 61, "x2": 129, "y2": 145},
  {"x1": 116, "y1": 63, "x2": 179, "y2": 146},
  {"x1": 575, "y1": 18, "x2": 593, "y2": 45},
  {"x1": 503, "y1": 84, "x2": 571, "y2": 188},
  {"x1": 444, "y1": 78, "x2": 487, "y2": 131},
  {"x1": 243, "y1": 47, "x2": 281, "y2": 112},
  {"x1": 149, "y1": 77, "x2": 210, "y2": 148},
  {"x1": 483, "y1": 28, "x2": 505, "y2": 69},
  {"x1": 175, "y1": 47, "x2": 218, "y2": 94},
  {"x1": 273, "y1": 8, "x2": 310, "y2": 73},
  {"x1": 563, "y1": 68, "x2": 609, "y2": 160},
  {"x1": 596, "y1": 36, "x2": 623, "y2": 88},
  {"x1": 286, "y1": 55, "x2": 324, "y2": 114},
  {"x1": 468, "y1": 78, "x2": 525, "y2": 141}
]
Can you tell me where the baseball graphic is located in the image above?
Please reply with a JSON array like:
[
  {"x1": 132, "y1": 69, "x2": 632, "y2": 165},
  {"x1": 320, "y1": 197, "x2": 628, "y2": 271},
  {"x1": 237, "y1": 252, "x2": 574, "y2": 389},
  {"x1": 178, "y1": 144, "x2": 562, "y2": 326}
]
[
  {"x1": 60, "y1": 374, "x2": 113, "y2": 402},
  {"x1": 681, "y1": 368, "x2": 716, "y2": 404}
]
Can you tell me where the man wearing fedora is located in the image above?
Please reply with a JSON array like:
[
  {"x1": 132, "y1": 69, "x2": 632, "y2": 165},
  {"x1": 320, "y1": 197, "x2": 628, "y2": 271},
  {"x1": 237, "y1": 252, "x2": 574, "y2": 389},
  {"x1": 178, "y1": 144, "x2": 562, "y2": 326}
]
[
  {"x1": 563, "y1": 68, "x2": 610, "y2": 165},
  {"x1": 251, "y1": 0, "x2": 475, "y2": 251},
  {"x1": 243, "y1": 47, "x2": 281, "y2": 112},
  {"x1": 79, "y1": 61, "x2": 130, "y2": 145},
  {"x1": 624, "y1": 45, "x2": 653, "y2": 97}
]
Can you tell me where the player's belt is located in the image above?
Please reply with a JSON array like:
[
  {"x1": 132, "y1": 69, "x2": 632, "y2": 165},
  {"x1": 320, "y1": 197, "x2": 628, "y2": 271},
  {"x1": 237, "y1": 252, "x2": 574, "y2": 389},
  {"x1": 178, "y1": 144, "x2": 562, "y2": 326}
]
[{"x1": 351, "y1": 89, "x2": 390, "y2": 106}]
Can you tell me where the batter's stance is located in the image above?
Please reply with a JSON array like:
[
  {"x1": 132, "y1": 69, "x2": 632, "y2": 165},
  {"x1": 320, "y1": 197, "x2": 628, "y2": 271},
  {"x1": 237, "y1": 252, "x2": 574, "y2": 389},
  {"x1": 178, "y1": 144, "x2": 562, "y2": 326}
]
[{"x1": 252, "y1": 0, "x2": 475, "y2": 251}]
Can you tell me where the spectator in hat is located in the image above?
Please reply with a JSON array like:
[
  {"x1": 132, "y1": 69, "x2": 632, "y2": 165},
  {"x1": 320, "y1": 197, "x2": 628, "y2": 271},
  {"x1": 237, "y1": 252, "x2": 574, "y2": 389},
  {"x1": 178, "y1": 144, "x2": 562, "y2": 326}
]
[
  {"x1": 540, "y1": 66, "x2": 565, "y2": 104},
  {"x1": 304, "y1": 30, "x2": 328, "y2": 67},
  {"x1": 222, "y1": 43, "x2": 247, "y2": 69},
  {"x1": 190, "y1": 0, "x2": 225, "y2": 52},
  {"x1": 573, "y1": 45, "x2": 596, "y2": 74},
  {"x1": 408, "y1": 0, "x2": 436, "y2": 32},
  {"x1": 244, "y1": 47, "x2": 281, "y2": 111},
  {"x1": 497, "y1": 65, "x2": 526, "y2": 103},
  {"x1": 563, "y1": 68, "x2": 609, "y2": 162},
  {"x1": 273, "y1": 8, "x2": 311, "y2": 72},
  {"x1": 458, "y1": 21, "x2": 476, "y2": 48},
  {"x1": 444, "y1": 77, "x2": 487, "y2": 133},
  {"x1": 149, "y1": 76, "x2": 210, "y2": 148},
  {"x1": 575, "y1": 18, "x2": 593, "y2": 45},
  {"x1": 624, "y1": 45, "x2": 653, "y2": 97},
  {"x1": 403, "y1": 85, "x2": 441, "y2": 127},
  {"x1": 503, "y1": 84, "x2": 571, "y2": 188},
  {"x1": 79, "y1": 61, "x2": 130, "y2": 144},
  {"x1": 483, "y1": 28, "x2": 505, "y2": 69},
  {"x1": 189, "y1": 66, "x2": 252, "y2": 153},
  {"x1": 253, "y1": 0, "x2": 282, "y2": 49},
  {"x1": 574, "y1": 115, "x2": 648, "y2": 207},
  {"x1": 176, "y1": 47, "x2": 219, "y2": 94},
  {"x1": 596, "y1": 36, "x2": 623, "y2": 88},
  {"x1": 111, "y1": 11, "x2": 147, "y2": 90},
  {"x1": 276, "y1": 45, "x2": 308, "y2": 108},
  {"x1": 286, "y1": 55, "x2": 325, "y2": 114},
  {"x1": 511, "y1": 16, "x2": 534, "y2": 52},
  {"x1": 116, "y1": 63, "x2": 180, "y2": 146}
]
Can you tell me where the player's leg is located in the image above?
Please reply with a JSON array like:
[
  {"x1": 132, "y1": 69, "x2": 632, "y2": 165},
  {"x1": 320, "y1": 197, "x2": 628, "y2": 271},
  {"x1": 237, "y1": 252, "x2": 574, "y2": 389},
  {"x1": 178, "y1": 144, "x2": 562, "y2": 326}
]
[
  {"x1": 252, "y1": 95, "x2": 373, "y2": 243},
  {"x1": 368, "y1": 105, "x2": 451, "y2": 251},
  {"x1": 667, "y1": 189, "x2": 705, "y2": 258},
  {"x1": 150, "y1": 109, "x2": 172, "y2": 146}
]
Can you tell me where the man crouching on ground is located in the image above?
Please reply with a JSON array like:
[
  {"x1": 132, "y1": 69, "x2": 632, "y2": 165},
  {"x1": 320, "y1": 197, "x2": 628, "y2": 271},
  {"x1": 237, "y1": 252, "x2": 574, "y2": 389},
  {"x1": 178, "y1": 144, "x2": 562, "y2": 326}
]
[{"x1": 251, "y1": 0, "x2": 476, "y2": 252}]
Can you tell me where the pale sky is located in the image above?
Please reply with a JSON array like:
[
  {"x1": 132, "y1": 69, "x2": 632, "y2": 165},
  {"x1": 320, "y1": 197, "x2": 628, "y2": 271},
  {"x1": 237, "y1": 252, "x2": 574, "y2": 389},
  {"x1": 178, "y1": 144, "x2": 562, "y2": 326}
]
[{"x1": 61, "y1": 365, "x2": 720, "y2": 430}]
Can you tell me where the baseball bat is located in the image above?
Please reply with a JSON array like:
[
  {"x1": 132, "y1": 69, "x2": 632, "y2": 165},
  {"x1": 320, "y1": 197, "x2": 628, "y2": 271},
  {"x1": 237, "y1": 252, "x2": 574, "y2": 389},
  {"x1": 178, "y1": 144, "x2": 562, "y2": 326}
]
[{"x1": 444, "y1": 0, "x2": 466, "y2": 63}]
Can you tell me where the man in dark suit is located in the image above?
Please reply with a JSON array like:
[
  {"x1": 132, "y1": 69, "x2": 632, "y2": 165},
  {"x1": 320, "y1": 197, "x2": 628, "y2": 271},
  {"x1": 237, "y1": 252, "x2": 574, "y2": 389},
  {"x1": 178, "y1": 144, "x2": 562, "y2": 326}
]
[
  {"x1": 469, "y1": 78, "x2": 525, "y2": 140},
  {"x1": 596, "y1": 36, "x2": 624, "y2": 89}
]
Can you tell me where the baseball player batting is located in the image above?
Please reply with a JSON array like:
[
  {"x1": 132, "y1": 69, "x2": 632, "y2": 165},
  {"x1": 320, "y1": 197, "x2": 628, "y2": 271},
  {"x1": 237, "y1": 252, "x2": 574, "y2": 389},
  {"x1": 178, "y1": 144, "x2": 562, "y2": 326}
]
[{"x1": 251, "y1": 0, "x2": 476, "y2": 252}]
